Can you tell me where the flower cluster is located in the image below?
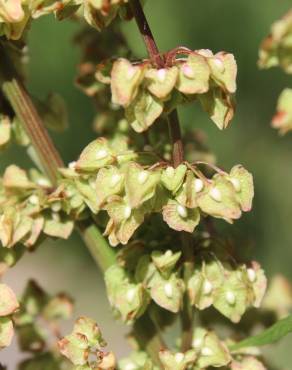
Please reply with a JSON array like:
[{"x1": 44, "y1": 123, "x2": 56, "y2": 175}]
[
  {"x1": 60, "y1": 137, "x2": 253, "y2": 246},
  {"x1": 0, "y1": 165, "x2": 75, "y2": 249},
  {"x1": 58, "y1": 316, "x2": 116, "y2": 369},
  {"x1": 104, "y1": 237, "x2": 266, "y2": 326},
  {"x1": 0, "y1": 0, "x2": 135, "y2": 40},
  {"x1": 59, "y1": 315, "x2": 268, "y2": 370},
  {"x1": 0, "y1": 283, "x2": 19, "y2": 349},
  {"x1": 14, "y1": 280, "x2": 73, "y2": 352},
  {"x1": 258, "y1": 10, "x2": 292, "y2": 74},
  {"x1": 96, "y1": 50, "x2": 237, "y2": 132},
  {"x1": 188, "y1": 258, "x2": 266, "y2": 323},
  {"x1": 259, "y1": 9, "x2": 292, "y2": 135}
]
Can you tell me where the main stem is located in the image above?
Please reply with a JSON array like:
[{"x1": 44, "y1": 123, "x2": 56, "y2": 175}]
[{"x1": 130, "y1": 0, "x2": 194, "y2": 351}]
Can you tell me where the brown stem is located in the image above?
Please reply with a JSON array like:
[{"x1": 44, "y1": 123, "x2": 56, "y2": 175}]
[
  {"x1": 129, "y1": 0, "x2": 194, "y2": 353},
  {"x1": 167, "y1": 109, "x2": 184, "y2": 168},
  {"x1": 129, "y1": 0, "x2": 164, "y2": 68},
  {"x1": 0, "y1": 44, "x2": 63, "y2": 185}
]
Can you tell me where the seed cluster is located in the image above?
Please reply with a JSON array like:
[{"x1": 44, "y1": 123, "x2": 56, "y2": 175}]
[{"x1": 96, "y1": 51, "x2": 237, "y2": 132}]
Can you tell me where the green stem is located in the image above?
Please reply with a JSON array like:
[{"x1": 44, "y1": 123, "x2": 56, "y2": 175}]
[{"x1": 78, "y1": 220, "x2": 115, "y2": 271}]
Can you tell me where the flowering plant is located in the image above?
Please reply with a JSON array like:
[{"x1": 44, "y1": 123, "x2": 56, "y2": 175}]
[{"x1": 1, "y1": 1, "x2": 292, "y2": 369}]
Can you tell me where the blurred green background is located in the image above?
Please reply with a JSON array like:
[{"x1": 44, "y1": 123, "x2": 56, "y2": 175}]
[{"x1": 2, "y1": 0, "x2": 292, "y2": 368}]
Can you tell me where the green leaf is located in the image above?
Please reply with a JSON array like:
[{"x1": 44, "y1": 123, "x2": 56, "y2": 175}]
[
  {"x1": 199, "y1": 88, "x2": 235, "y2": 130},
  {"x1": 230, "y1": 313, "x2": 292, "y2": 351},
  {"x1": 0, "y1": 115, "x2": 11, "y2": 148},
  {"x1": 111, "y1": 58, "x2": 145, "y2": 107},
  {"x1": 145, "y1": 66, "x2": 178, "y2": 99},
  {"x1": 0, "y1": 283, "x2": 19, "y2": 316},
  {"x1": 0, "y1": 317, "x2": 14, "y2": 348},
  {"x1": 126, "y1": 91, "x2": 163, "y2": 133},
  {"x1": 75, "y1": 138, "x2": 115, "y2": 172},
  {"x1": 176, "y1": 53, "x2": 210, "y2": 94}
]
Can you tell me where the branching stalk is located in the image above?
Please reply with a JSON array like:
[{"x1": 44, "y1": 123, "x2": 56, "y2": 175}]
[
  {"x1": 0, "y1": 41, "x2": 164, "y2": 367},
  {"x1": 129, "y1": 0, "x2": 194, "y2": 351}
]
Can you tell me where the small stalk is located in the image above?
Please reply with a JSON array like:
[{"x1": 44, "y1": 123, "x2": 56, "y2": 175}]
[{"x1": 129, "y1": 0, "x2": 195, "y2": 351}]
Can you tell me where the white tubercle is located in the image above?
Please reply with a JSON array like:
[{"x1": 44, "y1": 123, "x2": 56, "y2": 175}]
[
  {"x1": 209, "y1": 187, "x2": 222, "y2": 202},
  {"x1": 126, "y1": 288, "x2": 136, "y2": 303},
  {"x1": 203, "y1": 280, "x2": 213, "y2": 295},
  {"x1": 201, "y1": 347, "x2": 213, "y2": 356},
  {"x1": 51, "y1": 201, "x2": 62, "y2": 213},
  {"x1": 194, "y1": 178, "x2": 204, "y2": 193},
  {"x1": 124, "y1": 206, "x2": 132, "y2": 219},
  {"x1": 127, "y1": 66, "x2": 137, "y2": 80},
  {"x1": 175, "y1": 353, "x2": 185, "y2": 363},
  {"x1": 52, "y1": 212, "x2": 60, "y2": 222},
  {"x1": 125, "y1": 363, "x2": 136, "y2": 370},
  {"x1": 192, "y1": 337, "x2": 202, "y2": 349},
  {"x1": 165, "y1": 250, "x2": 173, "y2": 258},
  {"x1": 110, "y1": 174, "x2": 121, "y2": 187},
  {"x1": 68, "y1": 161, "x2": 76, "y2": 169},
  {"x1": 37, "y1": 178, "x2": 50, "y2": 187},
  {"x1": 225, "y1": 291, "x2": 236, "y2": 305},
  {"x1": 157, "y1": 68, "x2": 167, "y2": 82},
  {"x1": 230, "y1": 177, "x2": 241, "y2": 192},
  {"x1": 28, "y1": 194, "x2": 39, "y2": 206},
  {"x1": 165, "y1": 166, "x2": 175, "y2": 177},
  {"x1": 66, "y1": 189, "x2": 74, "y2": 198},
  {"x1": 164, "y1": 283, "x2": 173, "y2": 298},
  {"x1": 138, "y1": 171, "x2": 149, "y2": 184},
  {"x1": 177, "y1": 204, "x2": 188, "y2": 218},
  {"x1": 182, "y1": 63, "x2": 195, "y2": 78},
  {"x1": 213, "y1": 57, "x2": 225, "y2": 72},
  {"x1": 96, "y1": 149, "x2": 108, "y2": 160},
  {"x1": 247, "y1": 268, "x2": 256, "y2": 283}
]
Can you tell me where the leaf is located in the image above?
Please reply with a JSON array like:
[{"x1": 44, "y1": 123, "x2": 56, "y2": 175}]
[
  {"x1": 272, "y1": 88, "x2": 292, "y2": 134},
  {"x1": 192, "y1": 328, "x2": 231, "y2": 368},
  {"x1": 0, "y1": 317, "x2": 14, "y2": 348},
  {"x1": 126, "y1": 91, "x2": 163, "y2": 133},
  {"x1": 149, "y1": 272, "x2": 185, "y2": 313},
  {"x1": 162, "y1": 200, "x2": 200, "y2": 233},
  {"x1": 196, "y1": 175, "x2": 241, "y2": 222},
  {"x1": 3, "y1": 165, "x2": 35, "y2": 189},
  {"x1": 161, "y1": 164, "x2": 187, "y2": 193},
  {"x1": 176, "y1": 53, "x2": 210, "y2": 94},
  {"x1": 0, "y1": 283, "x2": 19, "y2": 316},
  {"x1": 73, "y1": 316, "x2": 105, "y2": 348},
  {"x1": 43, "y1": 216, "x2": 74, "y2": 239},
  {"x1": 58, "y1": 332, "x2": 89, "y2": 366},
  {"x1": 0, "y1": 115, "x2": 11, "y2": 148},
  {"x1": 75, "y1": 138, "x2": 115, "y2": 172},
  {"x1": 159, "y1": 349, "x2": 196, "y2": 370},
  {"x1": 111, "y1": 58, "x2": 145, "y2": 107},
  {"x1": 124, "y1": 163, "x2": 161, "y2": 208},
  {"x1": 230, "y1": 313, "x2": 292, "y2": 351},
  {"x1": 145, "y1": 66, "x2": 178, "y2": 99},
  {"x1": 228, "y1": 165, "x2": 254, "y2": 212},
  {"x1": 208, "y1": 52, "x2": 237, "y2": 93},
  {"x1": 95, "y1": 166, "x2": 124, "y2": 206},
  {"x1": 199, "y1": 87, "x2": 235, "y2": 129}
]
